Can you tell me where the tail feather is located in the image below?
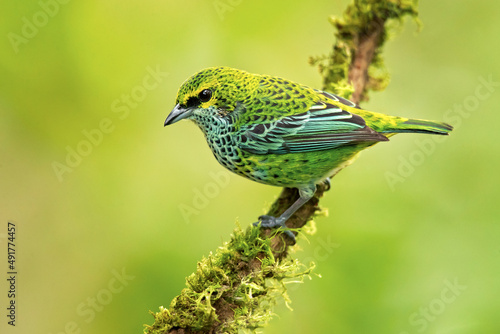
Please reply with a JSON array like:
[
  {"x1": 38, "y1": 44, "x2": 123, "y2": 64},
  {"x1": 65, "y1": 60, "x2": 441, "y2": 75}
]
[{"x1": 383, "y1": 118, "x2": 453, "y2": 135}]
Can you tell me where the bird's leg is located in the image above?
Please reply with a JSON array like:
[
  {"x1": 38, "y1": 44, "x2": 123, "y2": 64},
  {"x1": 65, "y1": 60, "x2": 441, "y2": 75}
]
[{"x1": 254, "y1": 185, "x2": 316, "y2": 242}]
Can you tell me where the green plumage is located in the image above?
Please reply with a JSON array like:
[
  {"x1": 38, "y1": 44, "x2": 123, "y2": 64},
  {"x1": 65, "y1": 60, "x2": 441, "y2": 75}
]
[{"x1": 165, "y1": 67, "x2": 453, "y2": 241}]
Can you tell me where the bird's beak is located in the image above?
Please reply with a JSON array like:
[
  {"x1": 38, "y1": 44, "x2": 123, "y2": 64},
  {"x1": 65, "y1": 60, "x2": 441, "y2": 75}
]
[{"x1": 164, "y1": 104, "x2": 192, "y2": 126}]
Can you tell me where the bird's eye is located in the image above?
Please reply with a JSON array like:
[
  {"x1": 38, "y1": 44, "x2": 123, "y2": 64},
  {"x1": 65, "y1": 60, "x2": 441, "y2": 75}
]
[{"x1": 198, "y1": 89, "x2": 212, "y2": 103}]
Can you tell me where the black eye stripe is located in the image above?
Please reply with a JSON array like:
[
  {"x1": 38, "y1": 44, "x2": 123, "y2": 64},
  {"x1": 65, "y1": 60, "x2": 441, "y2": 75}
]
[
  {"x1": 186, "y1": 96, "x2": 198, "y2": 108},
  {"x1": 183, "y1": 89, "x2": 212, "y2": 108}
]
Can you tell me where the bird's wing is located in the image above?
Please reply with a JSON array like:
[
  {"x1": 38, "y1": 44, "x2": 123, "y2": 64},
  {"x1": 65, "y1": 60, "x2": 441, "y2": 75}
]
[
  {"x1": 314, "y1": 89, "x2": 359, "y2": 108},
  {"x1": 238, "y1": 99, "x2": 388, "y2": 155}
]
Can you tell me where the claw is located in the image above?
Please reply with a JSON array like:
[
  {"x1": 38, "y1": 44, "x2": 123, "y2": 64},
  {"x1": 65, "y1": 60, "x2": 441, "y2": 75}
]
[
  {"x1": 256, "y1": 215, "x2": 279, "y2": 228},
  {"x1": 253, "y1": 215, "x2": 296, "y2": 242}
]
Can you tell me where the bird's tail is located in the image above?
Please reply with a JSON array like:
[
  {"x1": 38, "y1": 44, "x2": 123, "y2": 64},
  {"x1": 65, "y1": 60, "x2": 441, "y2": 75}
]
[{"x1": 382, "y1": 118, "x2": 453, "y2": 136}]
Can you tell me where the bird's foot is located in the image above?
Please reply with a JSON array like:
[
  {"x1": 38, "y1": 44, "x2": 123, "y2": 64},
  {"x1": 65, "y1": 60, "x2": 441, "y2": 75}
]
[
  {"x1": 254, "y1": 215, "x2": 296, "y2": 242},
  {"x1": 254, "y1": 215, "x2": 280, "y2": 228},
  {"x1": 322, "y1": 177, "x2": 331, "y2": 191}
]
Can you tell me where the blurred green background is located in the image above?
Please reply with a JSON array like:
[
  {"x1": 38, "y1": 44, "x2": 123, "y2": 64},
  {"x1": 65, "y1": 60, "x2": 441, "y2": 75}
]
[{"x1": 1, "y1": 0, "x2": 499, "y2": 333}]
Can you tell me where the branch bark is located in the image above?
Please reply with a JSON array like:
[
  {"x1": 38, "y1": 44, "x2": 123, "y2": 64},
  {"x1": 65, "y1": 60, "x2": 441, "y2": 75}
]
[{"x1": 348, "y1": 17, "x2": 385, "y2": 103}]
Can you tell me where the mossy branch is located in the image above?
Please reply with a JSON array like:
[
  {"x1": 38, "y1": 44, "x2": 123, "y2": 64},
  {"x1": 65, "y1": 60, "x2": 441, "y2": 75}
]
[
  {"x1": 310, "y1": 0, "x2": 420, "y2": 102},
  {"x1": 145, "y1": 227, "x2": 314, "y2": 334},
  {"x1": 145, "y1": 1, "x2": 419, "y2": 333}
]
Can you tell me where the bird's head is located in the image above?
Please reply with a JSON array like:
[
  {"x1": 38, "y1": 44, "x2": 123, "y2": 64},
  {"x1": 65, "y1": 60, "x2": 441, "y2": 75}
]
[{"x1": 164, "y1": 67, "x2": 256, "y2": 127}]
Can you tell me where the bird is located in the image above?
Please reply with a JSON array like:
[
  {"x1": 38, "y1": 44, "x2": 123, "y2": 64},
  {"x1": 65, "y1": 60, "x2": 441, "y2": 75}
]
[{"x1": 164, "y1": 66, "x2": 453, "y2": 242}]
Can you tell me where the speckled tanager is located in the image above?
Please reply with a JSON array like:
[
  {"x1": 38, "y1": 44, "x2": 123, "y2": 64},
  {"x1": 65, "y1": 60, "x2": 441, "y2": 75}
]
[{"x1": 164, "y1": 67, "x2": 453, "y2": 241}]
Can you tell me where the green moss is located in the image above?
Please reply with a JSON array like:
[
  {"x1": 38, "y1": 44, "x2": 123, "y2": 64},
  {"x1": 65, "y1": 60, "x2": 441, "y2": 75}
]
[
  {"x1": 310, "y1": 0, "x2": 420, "y2": 100},
  {"x1": 144, "y1": 225, "x2": 315, "y2": 333}
]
